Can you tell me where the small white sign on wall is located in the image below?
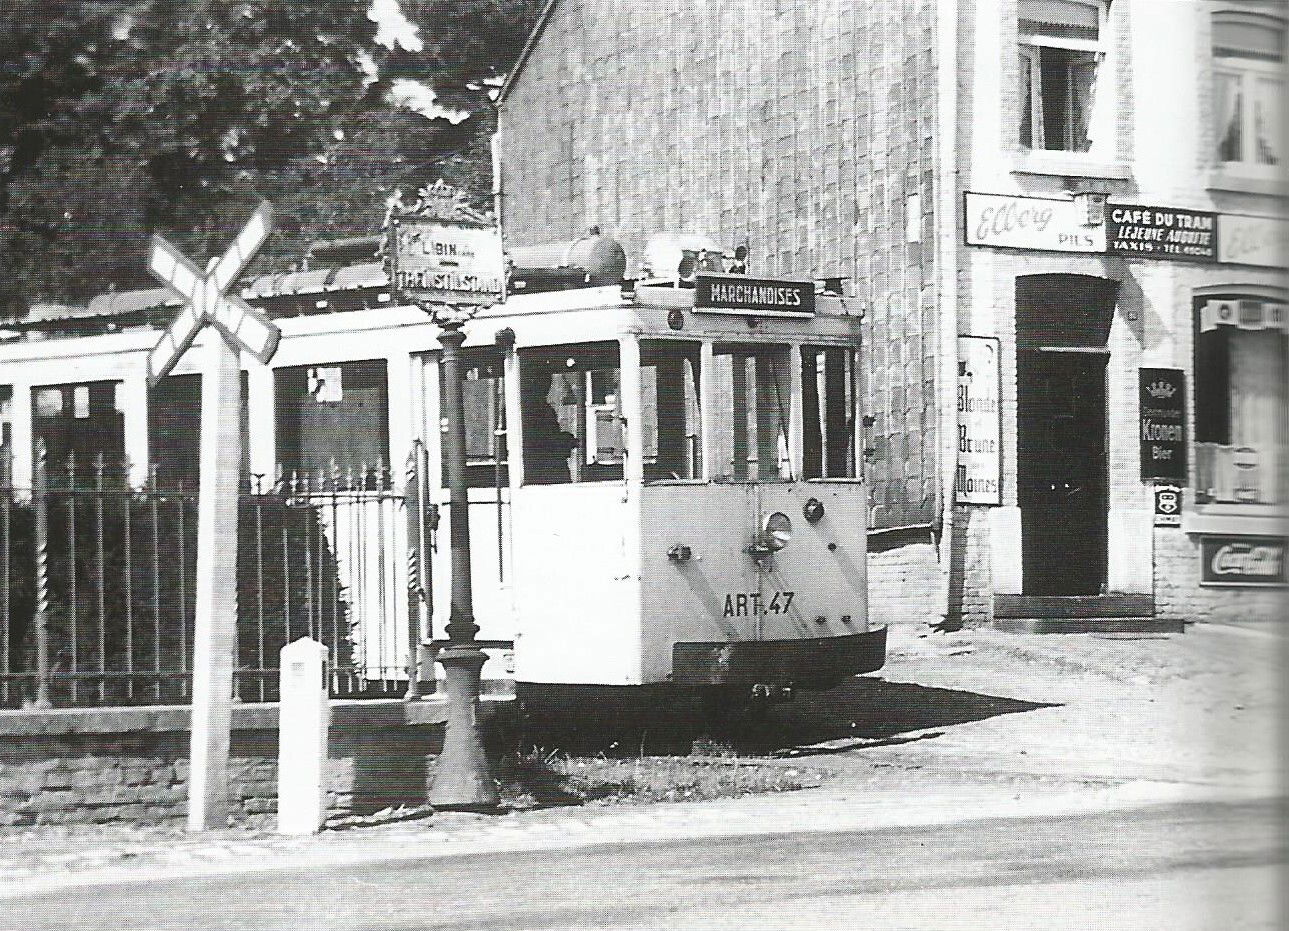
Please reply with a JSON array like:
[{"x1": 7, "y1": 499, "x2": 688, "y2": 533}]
[
  {"x1": 956, "y1": 336, "x2": 1002, "y2": 506},
  {"x1": 964, "y1": 192, "x2": 1106, "y2": 253}
]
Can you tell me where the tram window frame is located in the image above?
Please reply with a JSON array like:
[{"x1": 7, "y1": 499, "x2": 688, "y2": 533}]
[
  {"x1": 640, "y1": 340, "x2": 703, "y2": 483},
  {"x1": 274, "y1": 359, "x2": 390, "y2": 487},
  {"x1": 709, "y1": 343, "x2": 794, "y2": 483},
  {"x1": 441, "y1": 350, "x2": 509, "y2": 489},
  {"x1": 519, "y1": 342, "x2": 624, "y2": 485},
  {"x1": 802, "y1": 345, "x2": 859, "y2": 480}
]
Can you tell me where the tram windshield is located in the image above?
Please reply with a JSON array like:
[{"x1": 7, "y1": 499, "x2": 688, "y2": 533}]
[{"x1": 512, "y1": 340, "x2": 858, "y2": 486}]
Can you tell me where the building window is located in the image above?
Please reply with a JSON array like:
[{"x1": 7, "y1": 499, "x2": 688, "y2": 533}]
[
  {"x1": 1018, "y1": 0, "x2": 1106, "y2": 152},
  {"x1": 1193, "y1": 295, "x2": 1288, "y2": 506},
  {"x1": 1212, "y1": 11, "x2": 1285, "y2": 171}
]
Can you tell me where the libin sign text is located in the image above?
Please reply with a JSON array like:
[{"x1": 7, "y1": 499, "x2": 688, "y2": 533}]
[
  {"x1": 1199, "y1": 535, "x2": 1287, "y2": 587},
  {"x1": 694, "y1": 274, "x2": 815, "y2": 316},
  {"x1": 389, "y1": 217, "x2": 504, "y2": 306}
]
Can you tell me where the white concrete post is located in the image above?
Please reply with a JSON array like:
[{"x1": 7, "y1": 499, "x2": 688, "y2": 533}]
[
  {"x1": 277, "y1": 637, "x2": 330, "y2": 835},
  {"x1": 187, "y1": 333, "x2": 244, "y2": 832}
]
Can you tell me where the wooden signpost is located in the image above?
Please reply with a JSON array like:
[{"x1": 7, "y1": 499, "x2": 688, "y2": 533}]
[{"x1": 145, "y1": 202, "x2": 280, "y2": 831}]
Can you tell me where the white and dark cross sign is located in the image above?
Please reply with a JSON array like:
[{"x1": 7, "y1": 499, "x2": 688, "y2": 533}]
[
  {"x1": 143, "y1": 202, "x2": 280, "y2": 831},
  {"x1": 146, "y1": 201, "x2": 280, "y2": 386}
]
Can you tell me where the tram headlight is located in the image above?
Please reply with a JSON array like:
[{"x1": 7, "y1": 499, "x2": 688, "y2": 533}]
[{"x1": 761, "y1": 512, "x2": 793, "y2": 551}]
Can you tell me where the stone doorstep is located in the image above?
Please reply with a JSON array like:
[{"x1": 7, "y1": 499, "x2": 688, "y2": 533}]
[{"x1": 992, "y1": 616, "x2": 1187, "y2": 635}]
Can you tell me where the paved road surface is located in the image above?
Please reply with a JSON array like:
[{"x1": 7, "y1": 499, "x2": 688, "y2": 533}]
[{"x1": 7, "y1": 798, "x2": 1284, "y2": 930}]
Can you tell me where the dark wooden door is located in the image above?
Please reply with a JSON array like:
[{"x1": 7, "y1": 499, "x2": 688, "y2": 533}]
[{"x1": 1017, "y1": 350, "x2": 1108, "y2": 595}]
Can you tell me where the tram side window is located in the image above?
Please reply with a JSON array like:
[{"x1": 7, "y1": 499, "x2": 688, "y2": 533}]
[
  {"x1": 443, "y1": 353, "x2": 508, "y2": 488},
  {"x1": 710, "y1": 345, "x2": 792, "y2": 482},
  {"x1": 275, "y1": 360, "x2": 390, "y2": 487},
  {"x1": 802, "y1": 346, "x2": 859, "y2": 479},
  {"x1": 520, "y1": 344, "x2": 623, "y2": 484},
  {"x1": 641, "y1": 341, "x2": 703, "y2": 482}
]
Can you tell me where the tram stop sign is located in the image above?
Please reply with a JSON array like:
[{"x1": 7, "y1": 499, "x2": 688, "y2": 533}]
[{"x1": 146, "y1": 202, "x2": 280, "y2": 386}]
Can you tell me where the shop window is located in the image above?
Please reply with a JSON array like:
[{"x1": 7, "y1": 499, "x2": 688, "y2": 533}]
[
  {"x1": 1212, "y1": 10, "x2": 1285, "y2": 172},
  {"x1": 275, "y1": 360, "x2": 389, "y2": 486},
  {"x1": 1193, "y1": 295, "x2": 1288, "y2": 505},
  {"x1": 802, "y1": 346, "x2": 859, "y2": 479},
  {"x1": 442, "y1": 352, "x2": 508, "y2": 488},
  {"x1": 31, "y1": 381, "x2": 125, "y2": 484},
  {"x1": 520, "y1": 343, "x2": 622, "y2": 484},
  {"x1": 1018, "y1": 0, "x2": 1106, "y2": 152},
  {"x1": 709, "y1": 344, "x2": 792, "y2": 482}
]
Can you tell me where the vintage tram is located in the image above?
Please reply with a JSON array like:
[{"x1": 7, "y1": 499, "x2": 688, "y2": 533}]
[{"x1": 0, "y1": 231, "x2": 886, "y2": 709}]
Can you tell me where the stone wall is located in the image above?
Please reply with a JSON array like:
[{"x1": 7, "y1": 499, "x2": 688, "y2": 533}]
[
  {"x1": 498, "y1": 0, "x2": 942, "y2": 535},
  {"x1": 0, "y1": 699, "x2": 512, "y2": 828}
]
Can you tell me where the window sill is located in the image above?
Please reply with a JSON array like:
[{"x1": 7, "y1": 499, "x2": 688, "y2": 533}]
[
  {"x1": 1182, "y1": 503, "x2": 1287, "y2": 537},
  {"x1": 1206, "y1": 170, "x2": 1289, "y2": 197},
  {"x1": 1010, "y1": 152, "x2": 1132, "y2": 182}
]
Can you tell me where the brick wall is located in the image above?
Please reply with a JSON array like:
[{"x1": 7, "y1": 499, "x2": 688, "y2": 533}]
[
  {"x1": 0, "y1": 700, "x2": 512, "y2": 828},
  {"x1": 499, "y1": 0, "x2": 942, "y2": 534}
]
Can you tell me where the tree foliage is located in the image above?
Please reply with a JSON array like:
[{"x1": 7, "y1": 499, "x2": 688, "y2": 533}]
[{"x1": 0, "y1": 0, "x2": 540, "y2": 314}]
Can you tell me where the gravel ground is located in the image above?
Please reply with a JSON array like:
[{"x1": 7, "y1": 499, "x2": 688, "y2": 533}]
[{"x1": 1, "y1": 619, "x2": 1283, "y2": 896}]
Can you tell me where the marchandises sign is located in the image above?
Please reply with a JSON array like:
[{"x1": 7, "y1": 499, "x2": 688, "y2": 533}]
[{"x1": 1199, "y1": 535, "x2": 1287, "y2": 587}]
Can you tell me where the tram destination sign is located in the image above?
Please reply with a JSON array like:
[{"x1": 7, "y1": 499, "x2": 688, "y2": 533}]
[
  {"x1": 1139, "y1": 368, "x2": 1186, "y2": 482},
  {"x1": 1107, "y1": 204, "x2": 1217, "y2": 262},
  {"x1": 694, "y1": 274, "x2": 815, "y2": 316},
  {"x1": 389, "y1": 216, "x2": 505, "y2": 306}
]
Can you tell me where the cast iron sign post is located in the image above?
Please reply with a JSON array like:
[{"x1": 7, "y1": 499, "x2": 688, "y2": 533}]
[
  {"x1": 145, "y1": 202, "x2": 280, "y2": 831},
  {"x1": 387, "y1": 181, "x2": 504, "y2": 810}
]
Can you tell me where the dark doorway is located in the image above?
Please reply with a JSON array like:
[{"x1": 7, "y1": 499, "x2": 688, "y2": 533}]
[{"x1": 1017, "y1": 350, "x2": 1108, "y2": 594}]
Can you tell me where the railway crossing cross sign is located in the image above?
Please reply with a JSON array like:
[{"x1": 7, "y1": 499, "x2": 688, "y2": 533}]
[
  {"x1": 145, "y1": 202, "x2": 280, "y2": 831},
  {"x1": 146, "y1": 202, "x2": 279, "y2": 386}
]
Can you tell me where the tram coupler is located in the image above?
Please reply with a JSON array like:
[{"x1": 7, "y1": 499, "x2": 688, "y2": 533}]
[{"x1": 749, "y1": 683, "x2": 794, "y2": 704}]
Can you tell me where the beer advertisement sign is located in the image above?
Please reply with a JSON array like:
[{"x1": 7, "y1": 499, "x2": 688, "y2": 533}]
[
  {"x1": 1139, "y1": 368, "x2": 1186, "y2": 482},
  {"x1": 955, "y1": 336, "x2": 1002, "y2": 505},
  {"x1": 1200, "y1": 536, "x2": 1287, "y2": 587}
]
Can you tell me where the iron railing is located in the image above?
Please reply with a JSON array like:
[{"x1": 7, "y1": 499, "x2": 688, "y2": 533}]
[{"x1": 0, "y1": 441, "x2": 434, "y2": 708}]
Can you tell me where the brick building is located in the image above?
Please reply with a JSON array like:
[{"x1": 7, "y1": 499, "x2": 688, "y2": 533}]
[{"x1": 495, "y1": 0, "x2": 1286, "y2": 627}]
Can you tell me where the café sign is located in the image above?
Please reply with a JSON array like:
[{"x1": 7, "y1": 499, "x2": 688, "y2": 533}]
[
  {"x1": 1107, "y1": 205, "x2": 1216, "y2": 261},
  {"x1": 694, "y1": 274, "x2": 815, "y2": 316},
  {"x1": 964, "y1": 192, "x2": 1105, "y2": 253},
  {"x1": 1199, "y1": 535, "x2": 1287, "y2": 587},
  {"x1": 1139, "y1": 368, "x2": 1186, "y2": 482}
]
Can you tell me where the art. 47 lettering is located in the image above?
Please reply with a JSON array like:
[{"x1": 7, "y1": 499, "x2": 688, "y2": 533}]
[{"x1": 723, "y1": 591, "x2": 794, "y2": 618}]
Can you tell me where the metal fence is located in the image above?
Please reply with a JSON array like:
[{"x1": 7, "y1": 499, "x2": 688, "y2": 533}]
[{"x1": 0, "y1": 442, "x2": 434, "y2": 708}]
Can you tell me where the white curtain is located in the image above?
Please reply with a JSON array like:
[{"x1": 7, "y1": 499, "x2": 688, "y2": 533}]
[
  {"x1": 1229, "y1": 331, "x2": 1287, "y2": 502},
  {"x1": 1254, "y1": 77, "x2": 1283, "y2": 165},
  {"x1": 1214, "y1": 72, "x2": 1242, "y2": 161}
]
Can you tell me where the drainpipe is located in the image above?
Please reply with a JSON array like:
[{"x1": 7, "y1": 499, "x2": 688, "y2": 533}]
[{"x1": 935, "y1": 0, "x2": 961, "y2": 626}]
